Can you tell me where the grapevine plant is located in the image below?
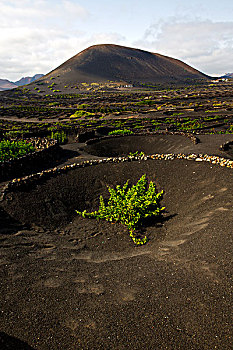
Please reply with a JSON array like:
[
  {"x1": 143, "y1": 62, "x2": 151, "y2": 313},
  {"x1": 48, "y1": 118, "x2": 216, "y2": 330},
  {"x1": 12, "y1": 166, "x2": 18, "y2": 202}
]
[
  {"x1": 50, "y1": 130, "x2": 67, "y2": 144},
  {"x1": 76, "y1": 174, "x2": 165, "y2": 245},
  {"x1": 0, "y1": 139, "x2": 35, "y2": 162},
  {"x1": 108, "y1": 129, "x2": 133, "y2": 136}
]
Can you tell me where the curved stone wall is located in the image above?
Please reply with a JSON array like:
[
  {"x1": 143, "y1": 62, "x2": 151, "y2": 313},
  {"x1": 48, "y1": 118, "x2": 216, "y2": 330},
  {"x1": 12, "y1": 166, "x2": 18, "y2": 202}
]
[{"x1": 0, "y1": 138, "x2": 58, "y2": 181}]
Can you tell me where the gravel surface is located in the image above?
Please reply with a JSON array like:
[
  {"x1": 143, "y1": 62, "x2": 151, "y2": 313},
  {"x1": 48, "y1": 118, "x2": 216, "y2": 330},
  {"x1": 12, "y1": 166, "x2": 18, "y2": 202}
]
[{"x1": 0, "y1": 134, "x2": 232, "y2": 349}]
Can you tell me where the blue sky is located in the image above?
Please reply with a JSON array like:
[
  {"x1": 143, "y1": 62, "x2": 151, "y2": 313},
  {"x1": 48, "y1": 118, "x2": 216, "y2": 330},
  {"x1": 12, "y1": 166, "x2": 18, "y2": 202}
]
[{"x1": 1, "y1": 0, "x2": 233, "y2": 80}]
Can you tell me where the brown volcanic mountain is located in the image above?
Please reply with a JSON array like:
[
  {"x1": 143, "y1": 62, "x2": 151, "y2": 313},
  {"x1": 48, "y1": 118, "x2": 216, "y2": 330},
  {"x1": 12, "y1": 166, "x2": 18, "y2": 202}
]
[{"x1": 36, "y1": 44, "x2": 210, "y2": 89}]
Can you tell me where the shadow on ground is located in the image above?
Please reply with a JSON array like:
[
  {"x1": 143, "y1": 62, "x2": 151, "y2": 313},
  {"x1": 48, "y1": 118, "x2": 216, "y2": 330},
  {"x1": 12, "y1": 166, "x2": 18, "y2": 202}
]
[{"x1": 0, "y1": 332, "x2": 35, "y2": 350}]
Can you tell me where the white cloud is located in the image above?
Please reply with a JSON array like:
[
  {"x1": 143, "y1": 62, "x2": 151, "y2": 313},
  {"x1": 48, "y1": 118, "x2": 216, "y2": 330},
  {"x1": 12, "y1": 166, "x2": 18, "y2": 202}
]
[
  {"x1": 1, "y1": 1, "x2": 233, "y2": 81},
  {"x1": 0, "y1": 0, "x2": 93, "y2": 80},
  {"x1": 0, "y1": 22, "x2": 125, "y2": 81},
  {"x1": 134, "y1": 19, "x2": 233, "y2": 76},
  {"x1": 0, "y1": 0, "x2": 127, "y2": 81},
  {"x1": 0, "y1": 0, "x2": 89, "y2": 22},
  {"x1": 62, "y1": 0, "x2": 88, "y2": 19}
]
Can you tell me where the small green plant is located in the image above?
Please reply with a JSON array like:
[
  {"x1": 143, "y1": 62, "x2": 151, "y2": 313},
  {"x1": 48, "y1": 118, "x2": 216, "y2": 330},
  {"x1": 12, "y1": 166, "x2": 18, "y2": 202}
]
[
  {"x1": 4, "y1": 129, "x2": 29, "y2": 139},
  {"x1": 76, "y1": 175, "x2": 165, "y2": 245},
  {"x1": 108, "y1": 129, "x2": 133, "y2": 136},
  {"x1": 50, "y1": 130, "x2": 67, "y2": 144},
  {"x1": 128, "y1": 151, "x2": 145, "y2": 157},
  {"x1": 70, "y1": 110, "x2": 95, "y2": 119},
  {"x1": 0, "y1": 139, "x2": 35, "y2": 162}
]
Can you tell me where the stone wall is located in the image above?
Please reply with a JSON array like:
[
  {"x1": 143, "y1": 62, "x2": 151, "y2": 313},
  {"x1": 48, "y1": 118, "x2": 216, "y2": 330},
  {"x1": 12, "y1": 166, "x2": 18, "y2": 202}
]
[
  {"x1": 220, "y1": 140, "x2": 233, "y2": 151},
  {"x1": 0, "y1": 138, "x2": 58, "y2": 181},
  {"x1": 1, "y1": 152, "x2": 232, "y2": 201},
  {"x1": 86, "y1": 131, "x2": 200, "y2": 146}
]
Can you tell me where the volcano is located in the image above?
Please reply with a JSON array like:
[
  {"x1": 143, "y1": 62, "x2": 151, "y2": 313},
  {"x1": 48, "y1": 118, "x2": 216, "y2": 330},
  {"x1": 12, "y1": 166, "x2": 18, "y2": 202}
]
[{"x1": 35, "y1": 44, "x2": 210, "y2": 89}]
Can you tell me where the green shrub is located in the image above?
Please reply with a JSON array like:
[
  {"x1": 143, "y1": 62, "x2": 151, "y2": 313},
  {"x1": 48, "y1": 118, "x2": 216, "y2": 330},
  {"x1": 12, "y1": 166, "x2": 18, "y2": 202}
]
[
  {"x1": 227, "y1": 125, "x2": 233, "y2": 133},
  {"x1": 128, "y1": 151, "x2": 145, "y2": 157},
  {"x1": 108, "y1": 129, "x2": 133, "y2": 136},
  {"x1": 50, "y1": 130, "x2": 67, "y2": 144},
  {"x1": 76, "y1": 174, "x2": 165, "y2": 245},
  {"x1": 4, "y1": 130, "x2": 29, "y2": 139},
  {"x1": 70, "y1": 110, "x2": 95, "y2": 118},
  {"x1": 135, "y1": 100, "x2": 155, "y2": 106},
  {"x1": 0, "y1": 139, "x2": 35, "y2": 162}
]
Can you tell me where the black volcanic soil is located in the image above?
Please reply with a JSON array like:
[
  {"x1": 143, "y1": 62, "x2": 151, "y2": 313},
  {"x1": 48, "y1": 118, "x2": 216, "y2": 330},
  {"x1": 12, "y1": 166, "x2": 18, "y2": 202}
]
[
  {"x1": 3, "y1": 134, "x2": 232, "y2": 182},
  {"x1": 84, "y1": 134, "x2": 233, "y2": 159},
  {"x1": 0, "y1": 134, "x2": 232, "y2": 350}
]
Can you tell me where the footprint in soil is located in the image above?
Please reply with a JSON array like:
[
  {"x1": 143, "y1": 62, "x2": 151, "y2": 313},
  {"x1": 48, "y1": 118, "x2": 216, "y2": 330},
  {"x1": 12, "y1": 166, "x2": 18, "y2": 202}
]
[
  {"x1": 74, "y1": 279, "x2": 105, "y2": 295},
  {"x1": 43, "y1": 277, "x2": 61, "y2": 288}
]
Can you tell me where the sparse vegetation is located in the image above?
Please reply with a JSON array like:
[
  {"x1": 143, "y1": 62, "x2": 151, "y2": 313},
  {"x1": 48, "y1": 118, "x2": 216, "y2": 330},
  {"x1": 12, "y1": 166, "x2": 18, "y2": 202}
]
[{"x1": 0, "y1": 81, "x2": 232, "y2": 146}]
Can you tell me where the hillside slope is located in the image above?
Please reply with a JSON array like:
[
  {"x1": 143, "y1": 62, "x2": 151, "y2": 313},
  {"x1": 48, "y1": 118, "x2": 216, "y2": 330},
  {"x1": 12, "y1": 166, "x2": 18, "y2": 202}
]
[{"x1": 34, "y1": 44, "x2": 210, "y2": 90}]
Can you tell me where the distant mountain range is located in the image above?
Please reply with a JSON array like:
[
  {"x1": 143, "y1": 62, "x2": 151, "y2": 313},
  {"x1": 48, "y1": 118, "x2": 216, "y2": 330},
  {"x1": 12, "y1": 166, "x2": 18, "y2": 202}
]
[
  {"x1": 221, "y1": 73, "x2": 233, "y2": 78},
  {"x1": 0, "y1": 79, "x2": 17, "y2": 91},
  {"x1": 0, "y1": 74, "x2": 44, "y2": 91}
]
